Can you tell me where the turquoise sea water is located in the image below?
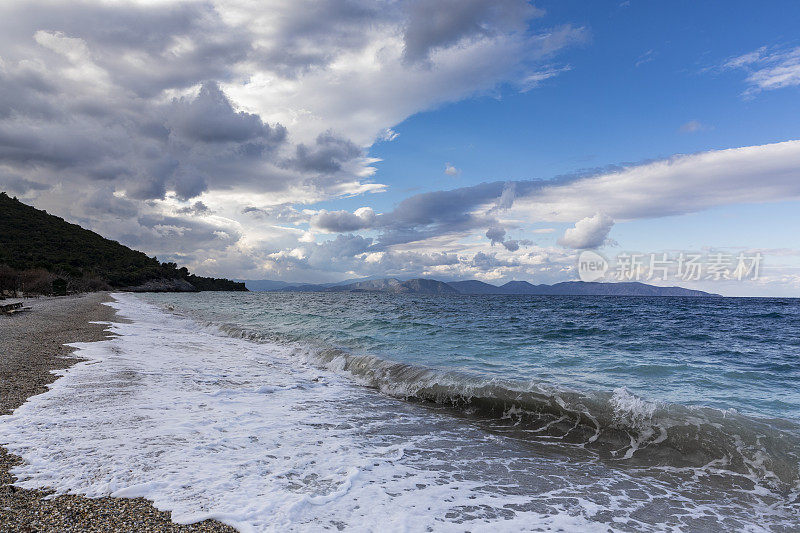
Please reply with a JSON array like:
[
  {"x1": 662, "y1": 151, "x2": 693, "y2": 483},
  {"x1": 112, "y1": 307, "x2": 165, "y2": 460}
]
[
  {"x1": 147, "y1": 292, "x2": 800, "y2": 419},
  {"x1": 128, "y1": 291, "x2": 800, "y2": 530}
]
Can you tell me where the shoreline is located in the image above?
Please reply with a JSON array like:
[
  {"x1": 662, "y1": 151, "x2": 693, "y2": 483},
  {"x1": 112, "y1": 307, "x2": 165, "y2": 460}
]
[{"x1": 0, "y1": 292, "x2": 235, "y2": 532}]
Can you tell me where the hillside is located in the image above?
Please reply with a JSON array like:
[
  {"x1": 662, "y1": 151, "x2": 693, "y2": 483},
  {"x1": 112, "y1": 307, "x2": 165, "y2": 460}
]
[{"x1": 0, "y1": 192, "x2": 246, "y2": 292}]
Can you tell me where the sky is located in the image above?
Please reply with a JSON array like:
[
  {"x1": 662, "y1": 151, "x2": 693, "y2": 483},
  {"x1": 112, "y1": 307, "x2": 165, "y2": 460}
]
[{"x1": 1, "y1": 0, "x2": 800, "y2": 296}]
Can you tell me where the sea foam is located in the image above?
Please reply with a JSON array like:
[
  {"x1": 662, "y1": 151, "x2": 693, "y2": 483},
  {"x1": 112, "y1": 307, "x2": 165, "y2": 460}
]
[
  {"x1": 0, "y1": 293, "x2": 795, "y2": 532},
  {"x1": 0, "y1": 293, "x2": 605, "y2": 532}
]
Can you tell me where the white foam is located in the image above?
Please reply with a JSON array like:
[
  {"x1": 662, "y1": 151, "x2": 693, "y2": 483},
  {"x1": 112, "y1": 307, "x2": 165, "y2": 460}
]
[{"x1": 0, "y1": 293, "x2": 611, "y2": 532}]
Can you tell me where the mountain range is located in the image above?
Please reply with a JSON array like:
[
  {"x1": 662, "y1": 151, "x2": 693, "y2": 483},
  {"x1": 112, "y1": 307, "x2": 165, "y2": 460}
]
[{"x1": 242, "y1": 277, "x2": 720, "y2": 297}]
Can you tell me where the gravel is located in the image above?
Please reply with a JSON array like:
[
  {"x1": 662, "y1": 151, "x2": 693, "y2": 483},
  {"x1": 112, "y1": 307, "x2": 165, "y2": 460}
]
[{"x1": 0, "y1": 293, "x2": 237, "y2": 532}]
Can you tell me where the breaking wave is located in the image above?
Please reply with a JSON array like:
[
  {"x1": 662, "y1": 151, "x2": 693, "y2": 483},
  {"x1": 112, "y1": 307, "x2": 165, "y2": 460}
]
[{"x1": 204, "y1": 318, "x2": 800, "y2": 495}]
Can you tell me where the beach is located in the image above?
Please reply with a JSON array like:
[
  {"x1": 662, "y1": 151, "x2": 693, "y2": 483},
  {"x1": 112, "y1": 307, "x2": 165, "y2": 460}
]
[
  {"x1": 0, "y1": 293, "x2": 234, "y2": 532},
  {"x1": 0, "y1": 291, "x2": 796, "y2": 531}
]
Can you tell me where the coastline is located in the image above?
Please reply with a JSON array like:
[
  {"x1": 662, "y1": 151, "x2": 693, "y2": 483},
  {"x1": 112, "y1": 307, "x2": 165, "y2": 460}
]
[{"x1": 0, "y1": 292, "x2": 235, "y2": 532}]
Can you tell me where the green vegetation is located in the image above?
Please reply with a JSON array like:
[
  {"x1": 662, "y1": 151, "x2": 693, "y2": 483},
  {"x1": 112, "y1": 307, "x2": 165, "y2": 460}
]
[{"x1": 0, "y1": 192, "x2": 246, "y2": 294}]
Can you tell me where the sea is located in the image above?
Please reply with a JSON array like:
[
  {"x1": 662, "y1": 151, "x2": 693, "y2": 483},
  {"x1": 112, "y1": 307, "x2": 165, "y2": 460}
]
[{"x1": 1, "y1": 291, "x2": 799, "y2": 532}]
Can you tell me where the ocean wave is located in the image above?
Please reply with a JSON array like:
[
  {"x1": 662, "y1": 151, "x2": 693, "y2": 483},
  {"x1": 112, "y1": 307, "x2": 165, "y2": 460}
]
[{"x1": 186, "y1": 314, "x2": 800, "y2": 495}]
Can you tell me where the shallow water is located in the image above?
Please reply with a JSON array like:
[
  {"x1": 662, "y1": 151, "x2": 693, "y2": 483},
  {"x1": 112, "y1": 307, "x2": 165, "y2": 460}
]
[{"x1": 1, "y1": 292, "x2": 798, "y2": 531}]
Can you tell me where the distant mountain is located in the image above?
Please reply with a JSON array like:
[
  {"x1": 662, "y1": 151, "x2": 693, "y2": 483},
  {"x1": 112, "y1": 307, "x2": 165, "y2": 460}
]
[
  {"x1": 447, "y1": 280, "x2": 503, "y2": 294},
  {"x1": 240, "y1": 279, "x2": 294, "y2": 291},
  {"x1": 271, "y1": 276, "x2": 720, "y2": 297},
  {"x1": 399, "y1": 278, "x2": 459, "y2": 294},
  {"x1": 325, "y1": 278, "x2": 403, "y2": 292},
  {"x1": 326, "y1": 278, "x2": 458, "y2": 294},
  {"x1": 499, "y1": 280, "x2": 542, "y2": 294},
  {"x1": 0, "y1": 192, "x2": 246, "y2": 293},
  {"x1": 541, "y1": 281, "x2": 718, "y2": 297}
]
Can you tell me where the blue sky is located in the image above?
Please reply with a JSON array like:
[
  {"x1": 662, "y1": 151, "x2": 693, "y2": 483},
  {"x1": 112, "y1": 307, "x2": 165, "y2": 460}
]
[
  {"x1": 366, "y1": 0, "x2": 800, "y2": 204},
  {"x1": 1, "y1": 0, "x2": 799, "y2": 295}
]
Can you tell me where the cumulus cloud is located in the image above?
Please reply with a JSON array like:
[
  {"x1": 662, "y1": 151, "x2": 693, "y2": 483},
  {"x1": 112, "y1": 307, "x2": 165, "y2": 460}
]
[
  {"x1": 298, "y1": 140, "x2": 800, "y2": 260},
  {"x1": 311, "y1": 207, "x2": 376, "y2": 232},
  {"x1": 7, "y1": 0, "x2": 793, "y2": 292},
  {"x1": 167, "y1": 82, "x2": 286, "y2": 145},
  {"x1": 176, "y1": 201, "x2": 213, "y2": 216},
  {"x1": 485, "y1": 226, "x2": 506, "y2": 245},
  {"x1": 0, "y1": 0, "x2": 586, "y2": 280},
  {"x1": 444, "y1": 163, "x2": 460, "y2": 176},
  {"x1": 289, "y1": 132, "x2": 363, "y2": 174},
  {"x1": 225, "y1": 3, "x2": 585, "y2": 145},
  {"x1": 557, "y1": 213, "x2": 614, "y2": 249}
]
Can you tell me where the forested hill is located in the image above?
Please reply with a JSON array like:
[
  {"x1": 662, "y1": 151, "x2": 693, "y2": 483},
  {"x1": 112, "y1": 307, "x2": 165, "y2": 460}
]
[{"x1": 0, "y1": 192, "x2": 246, "y2": 292}]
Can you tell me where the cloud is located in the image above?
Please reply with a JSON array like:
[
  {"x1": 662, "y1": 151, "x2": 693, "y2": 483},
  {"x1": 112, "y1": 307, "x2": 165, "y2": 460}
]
[
  {"x1": 243, "y1": 138, "x2": 800, "y2": 285},
  {"x1": 401, "y1": 0, "x2": 542, "y2": 63},
  {"x1": 13, "y1": 0, "x2": 795, "y2": 292},
  {"x1": 0, "y1": 172, "x2": 50, "y2": 195},
  {"x1": 557, "y1": 213, "x2": 614, "y2": 249},
  {"x1": 679, "y1": 120, "x2": 705, "y2": 133},
  {"x1": 311, "y1": 207, "x2": 376, "y2": 232},
  {"x1": 167, "y1": 82, "x2": 286, "y2": 145},
  {"x1": 720, "y1": 45, "x2": 800, "y2": 95},
  {"x1": 0, "y1": 0, "x2": 585, "y2": 282},
  {"x1": 511, "y1": 140, "x2": 800, "y2": 221},
  {"x1": 176, "y1": 201, "x2": 213, "y2": 216},
  {"x1": 378, "y1": 128, "x2": 399, "y2": 142},
  {"x1": 444, "y1": 163, "x2": 460, "y2": 176},
  {"x1": 635, "y1": 49, "x2": 655, "y2": 67},
  {"x1": 485, "y1": 226, "x2": 506, "y2": 245},
  {"x1": 225, "y1": 4, "x2": 585, "y2": 145},
  {"x1": 289, "y1": 131, "x2": 363, "y2": 174},
  {"x1": 305, "y1": 140, "x2": 800, "y2": 256},
  {"x1": 519, "y1": 65, "x2": 572, "y2": 91}
]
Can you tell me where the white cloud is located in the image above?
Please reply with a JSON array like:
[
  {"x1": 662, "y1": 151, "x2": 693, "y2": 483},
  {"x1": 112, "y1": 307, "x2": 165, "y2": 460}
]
[
  {"x1": 310, "y1": 207, "x2": 376, "y2": 232},
  {"x1": 635, "y1": 49, "x2": 655, "y2": 67},
  {"x1": 510, "y1": 140, "x2": 800, "y2": 222},
  {"x1": 679, "y1": 120, "x2": 705, "y2": 133},
  {"x1": 444, "y1": 163, "x2": 460, "y2": 176},
  {"x1": 519, "y1": 65, "x2": 572, "y2": 91},
  {"x1": 557, "y1": 213, "x2": 614, "y2": 249},
  {"x1": 721, "y1": 45, "x2": 800, "y2": 95},
  {"x1": 0, "y1": 0, "x2": 583, "y2": 281}
]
